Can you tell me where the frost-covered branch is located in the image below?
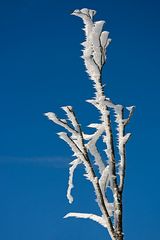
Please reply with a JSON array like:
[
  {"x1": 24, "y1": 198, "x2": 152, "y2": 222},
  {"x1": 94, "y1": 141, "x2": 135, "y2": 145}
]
[
  {"x1": 44, "y1": 112, "x2": 77, "y2": 136},
  {"x1": 45, "y1": 8, "x2": 134, "y2": 240},
  {"x1": 72, "y1": 8, "x2": 118, "y2": 198},
  {"x1": 45, "y1": 108, "x2": 115, "y2": 238}
]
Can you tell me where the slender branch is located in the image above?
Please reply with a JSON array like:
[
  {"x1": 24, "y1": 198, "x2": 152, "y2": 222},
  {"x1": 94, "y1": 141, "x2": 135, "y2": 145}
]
[
  {"x1": 44, "y1": 112, "x2": 77, "y2": 135},
  {"x1": 66, "y1": 111, "x2": 116, "y2": 239}
]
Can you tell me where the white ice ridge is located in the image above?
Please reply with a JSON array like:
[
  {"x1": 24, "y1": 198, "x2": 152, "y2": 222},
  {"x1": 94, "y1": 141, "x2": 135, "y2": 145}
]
[{"x1": 64, "y1": 212, "x2": 107, "y2": 228}]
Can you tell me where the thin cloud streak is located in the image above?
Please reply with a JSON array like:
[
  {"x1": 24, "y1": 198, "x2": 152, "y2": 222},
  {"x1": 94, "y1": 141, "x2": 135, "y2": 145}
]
[{"x1": 0, "y1": 156, "x2": 70, "y2": 168}]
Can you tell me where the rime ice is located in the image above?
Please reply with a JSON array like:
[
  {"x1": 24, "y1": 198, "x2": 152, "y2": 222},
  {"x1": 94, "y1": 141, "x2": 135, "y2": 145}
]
[{"x1": 45, "y1": 8, "x2": 134, "y2": 240}]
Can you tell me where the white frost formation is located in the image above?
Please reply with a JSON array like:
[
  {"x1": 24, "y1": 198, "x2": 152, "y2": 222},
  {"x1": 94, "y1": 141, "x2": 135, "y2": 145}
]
[
  {"x1": 67, "y1": 158, "x2": 81, "y2": 204},
  {"x1": 45, "y1": 8, "x2": 134, "y2": 240},
  {"x1": 64, "y1": 212, "x2": 107, "y2": 228}
]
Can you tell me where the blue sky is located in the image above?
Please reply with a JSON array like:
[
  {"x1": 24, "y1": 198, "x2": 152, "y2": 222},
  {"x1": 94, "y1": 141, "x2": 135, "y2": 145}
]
[{"x1": 0, "y1": 0, "x2": 160, "y2": 239}]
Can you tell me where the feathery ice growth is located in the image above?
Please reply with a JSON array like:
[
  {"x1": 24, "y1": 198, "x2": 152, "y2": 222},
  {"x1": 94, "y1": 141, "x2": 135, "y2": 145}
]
[{"x1": 45, "y1": 8, "x2": 134, "y2": 240}]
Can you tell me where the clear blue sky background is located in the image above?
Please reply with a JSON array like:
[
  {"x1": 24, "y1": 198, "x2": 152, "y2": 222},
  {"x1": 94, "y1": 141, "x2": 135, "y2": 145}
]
[{"x1": 0, "y1": 0, "x2": 159, "y2": 239}]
